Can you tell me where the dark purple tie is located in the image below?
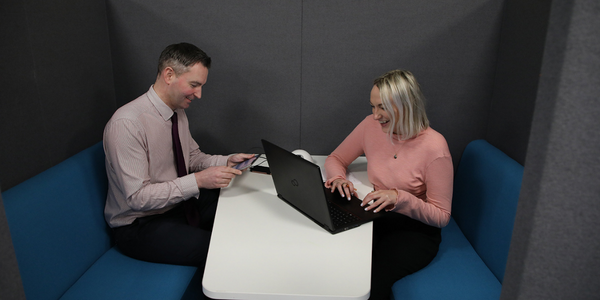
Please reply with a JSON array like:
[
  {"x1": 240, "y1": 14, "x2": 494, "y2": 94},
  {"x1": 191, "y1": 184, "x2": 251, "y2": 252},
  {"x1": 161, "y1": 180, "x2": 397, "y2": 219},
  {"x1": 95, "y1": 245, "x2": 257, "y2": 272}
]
[{"x1": 171, "y1": 112, "x2": 200, "y2": 227}]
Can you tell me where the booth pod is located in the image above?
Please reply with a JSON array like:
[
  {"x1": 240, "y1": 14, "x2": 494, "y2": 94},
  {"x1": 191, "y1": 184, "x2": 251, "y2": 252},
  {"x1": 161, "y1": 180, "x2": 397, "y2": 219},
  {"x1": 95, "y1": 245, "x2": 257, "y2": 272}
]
[{"x1": 2, "y1": 139, "x2": 521, "y2": 299}]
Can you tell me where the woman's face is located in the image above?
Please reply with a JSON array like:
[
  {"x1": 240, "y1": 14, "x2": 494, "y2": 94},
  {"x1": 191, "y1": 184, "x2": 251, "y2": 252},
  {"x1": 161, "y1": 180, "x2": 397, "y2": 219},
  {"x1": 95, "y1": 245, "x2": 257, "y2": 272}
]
[{"x1": 370, "y1": 85, "x2": 398, "y2": 134}]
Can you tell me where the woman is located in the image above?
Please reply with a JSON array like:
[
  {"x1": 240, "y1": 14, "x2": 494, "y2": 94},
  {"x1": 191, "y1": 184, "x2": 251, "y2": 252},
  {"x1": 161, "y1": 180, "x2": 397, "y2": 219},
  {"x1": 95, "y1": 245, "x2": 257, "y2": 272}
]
[{"x1": 324, "y1": 70, "x2": 454, "y2": 300}]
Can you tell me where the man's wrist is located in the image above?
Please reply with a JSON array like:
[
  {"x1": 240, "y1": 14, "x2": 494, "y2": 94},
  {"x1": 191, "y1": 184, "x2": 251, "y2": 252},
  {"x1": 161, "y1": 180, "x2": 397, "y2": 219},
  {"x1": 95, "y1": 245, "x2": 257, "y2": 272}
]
[{"x1": 180, "y1": 173, "x2": 201, "y2": 197}]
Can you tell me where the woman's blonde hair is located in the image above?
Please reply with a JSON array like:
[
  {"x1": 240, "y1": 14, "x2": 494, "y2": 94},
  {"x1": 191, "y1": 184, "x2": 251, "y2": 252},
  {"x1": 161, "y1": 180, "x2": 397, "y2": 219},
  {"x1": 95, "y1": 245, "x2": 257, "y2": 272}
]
[{"x1": 374, "y1": 69, "x2": 429, "y2": 140}]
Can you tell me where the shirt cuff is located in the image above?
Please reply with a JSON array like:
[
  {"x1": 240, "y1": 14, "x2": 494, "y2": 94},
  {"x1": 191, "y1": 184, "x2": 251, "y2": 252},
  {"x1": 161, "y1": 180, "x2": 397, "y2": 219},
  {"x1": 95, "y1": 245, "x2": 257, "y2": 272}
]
[
  {"x1": 180, "y1": 173, "x2": 200, "y2": 199},
  {"x1": 219, "y1": 155, "x2": 231, "y2": 167}
]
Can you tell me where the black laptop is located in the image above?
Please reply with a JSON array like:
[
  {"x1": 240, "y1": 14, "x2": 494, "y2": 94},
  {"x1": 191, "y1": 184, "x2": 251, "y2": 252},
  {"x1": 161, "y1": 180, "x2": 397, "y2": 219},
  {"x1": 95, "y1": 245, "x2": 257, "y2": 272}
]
[{"x1": 261, "y1": 139, "x2": 386, "y2": 234}]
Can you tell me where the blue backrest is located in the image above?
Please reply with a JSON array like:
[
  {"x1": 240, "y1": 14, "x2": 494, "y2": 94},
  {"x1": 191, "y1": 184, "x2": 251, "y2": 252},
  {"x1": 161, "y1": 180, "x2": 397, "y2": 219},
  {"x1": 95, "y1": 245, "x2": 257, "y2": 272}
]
[
  {"x1": 451, "y1": 140, "x2": 523, "y2": 283},
  {"x1": 2, "y1": 142, "x2": 111, "y2": 300}
]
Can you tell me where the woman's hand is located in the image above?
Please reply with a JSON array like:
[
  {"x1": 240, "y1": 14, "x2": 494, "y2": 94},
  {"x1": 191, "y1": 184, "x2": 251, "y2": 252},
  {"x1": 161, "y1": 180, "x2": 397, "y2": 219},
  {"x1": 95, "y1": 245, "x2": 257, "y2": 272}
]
[
  {"x1": 362, "y1": 190, "x2": 398, "y2": 213},
  {"x1": 329, "y1": 178, "x2": 358, "y2": 200}
]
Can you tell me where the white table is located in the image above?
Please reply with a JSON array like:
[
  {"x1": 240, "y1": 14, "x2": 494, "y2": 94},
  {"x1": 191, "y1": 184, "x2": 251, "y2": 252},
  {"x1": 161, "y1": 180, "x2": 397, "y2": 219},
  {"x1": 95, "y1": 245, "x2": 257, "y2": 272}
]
[{"x1": 202, "y1": 156, "x2": 374, "y2": 300}]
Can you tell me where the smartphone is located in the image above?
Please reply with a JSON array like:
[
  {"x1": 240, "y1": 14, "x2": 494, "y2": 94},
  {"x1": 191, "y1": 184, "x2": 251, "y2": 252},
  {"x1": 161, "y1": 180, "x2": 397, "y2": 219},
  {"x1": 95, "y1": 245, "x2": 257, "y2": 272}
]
[{"x1": 233, "y1": 155, "x2": 258, "y2": 170}]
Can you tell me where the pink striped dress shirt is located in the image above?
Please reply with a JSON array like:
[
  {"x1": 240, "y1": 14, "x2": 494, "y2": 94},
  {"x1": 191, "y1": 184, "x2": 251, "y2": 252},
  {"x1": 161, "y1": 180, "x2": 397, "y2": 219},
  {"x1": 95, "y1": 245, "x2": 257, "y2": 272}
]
[{"x1": 103, "y1": 86, "x2": 229, "y2": 228}]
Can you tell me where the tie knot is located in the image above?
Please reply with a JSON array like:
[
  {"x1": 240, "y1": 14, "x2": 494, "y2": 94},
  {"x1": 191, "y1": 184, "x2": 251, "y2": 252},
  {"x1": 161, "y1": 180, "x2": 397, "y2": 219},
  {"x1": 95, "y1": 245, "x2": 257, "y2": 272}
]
[{"x1": 172, "y1": 111, "x2": 178, "y2": 122}]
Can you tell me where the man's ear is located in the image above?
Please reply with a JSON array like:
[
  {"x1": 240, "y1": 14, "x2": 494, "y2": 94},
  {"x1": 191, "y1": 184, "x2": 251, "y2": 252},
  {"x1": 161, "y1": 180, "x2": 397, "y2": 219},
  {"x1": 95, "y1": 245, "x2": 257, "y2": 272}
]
[{"x1": 161, "y1": 67, "x2": 176, "y2": 84}]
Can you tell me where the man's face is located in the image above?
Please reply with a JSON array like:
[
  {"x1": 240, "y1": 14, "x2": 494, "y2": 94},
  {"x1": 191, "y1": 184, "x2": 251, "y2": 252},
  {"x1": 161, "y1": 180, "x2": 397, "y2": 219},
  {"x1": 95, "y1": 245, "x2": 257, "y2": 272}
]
[{"x1": 164, "y1": 63, "x2": 208, "y2": 110}]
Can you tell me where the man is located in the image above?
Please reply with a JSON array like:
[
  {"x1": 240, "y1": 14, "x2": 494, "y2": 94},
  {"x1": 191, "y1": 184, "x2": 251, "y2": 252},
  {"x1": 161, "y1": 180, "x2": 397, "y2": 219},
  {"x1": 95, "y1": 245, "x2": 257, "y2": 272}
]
[{"x1": 103, "y1": 42, "x2": 254, "y2": 266}]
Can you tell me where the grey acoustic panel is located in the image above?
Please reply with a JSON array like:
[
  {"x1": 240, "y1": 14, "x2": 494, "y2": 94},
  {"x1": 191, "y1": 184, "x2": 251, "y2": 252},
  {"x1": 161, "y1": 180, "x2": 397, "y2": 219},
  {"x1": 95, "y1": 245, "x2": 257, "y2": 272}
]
[
  {"x1": 0, "y1": 193, "x2": 26, "y2": 300},
  {"x1": 486, "y1": 0, "x2": 552, "y2": 165},
  {"x1": 106, "y1": 0, "x2": 303, "y2": 154},
  {"x1": 502, "y1": 0, "x2": 600, "y2": 299},
  {"x1": 301, "y1": 0, "x2": 505, "y2": 163},
  {"x1": 0, "y1": 0, "x2": 116, "y2": 191}
]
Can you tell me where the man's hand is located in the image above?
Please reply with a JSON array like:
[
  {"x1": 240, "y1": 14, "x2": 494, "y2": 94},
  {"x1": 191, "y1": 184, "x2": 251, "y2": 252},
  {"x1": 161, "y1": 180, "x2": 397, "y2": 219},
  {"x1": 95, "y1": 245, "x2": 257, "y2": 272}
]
[
  {"x1": 227, "y1": 153, "x2": 256, "y2": 168},
  {"x1": 194, "y1": 166, "x2": 242, "y2": 189}
]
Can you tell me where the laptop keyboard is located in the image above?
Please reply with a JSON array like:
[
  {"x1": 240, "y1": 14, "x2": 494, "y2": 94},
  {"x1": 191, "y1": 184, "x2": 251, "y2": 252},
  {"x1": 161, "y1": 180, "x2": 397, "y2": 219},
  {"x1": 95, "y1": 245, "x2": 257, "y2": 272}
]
[{"x1": 328, "y1": 202, "x2": 360, "y2": 227}]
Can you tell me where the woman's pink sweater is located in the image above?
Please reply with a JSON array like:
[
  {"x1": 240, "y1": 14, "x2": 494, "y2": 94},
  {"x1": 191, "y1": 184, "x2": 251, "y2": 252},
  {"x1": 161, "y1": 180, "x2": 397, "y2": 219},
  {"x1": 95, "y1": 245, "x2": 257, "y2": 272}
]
[{"x1": 324, "y1": 116, "x2": 454, "y2": 228}]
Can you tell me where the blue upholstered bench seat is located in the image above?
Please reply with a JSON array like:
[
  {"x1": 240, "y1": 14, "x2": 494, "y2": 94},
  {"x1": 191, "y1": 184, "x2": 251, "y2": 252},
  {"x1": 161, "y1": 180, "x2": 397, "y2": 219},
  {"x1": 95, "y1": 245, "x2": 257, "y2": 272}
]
[
  {"x1": 60, "y1": 247, "x2": 198, "y2": 300},
  {"x1": 391, "y1": 139, "x2": 523, "y2": 299},
  {"x1": 3, "y1": 139, "x2": 521, "y2": 299},
  {"x1": 392, "y1": 218, "x2": 502, "y2": 299},
  {"x1": 3, "y1": 142, "x2": 201, "y2": 300}
]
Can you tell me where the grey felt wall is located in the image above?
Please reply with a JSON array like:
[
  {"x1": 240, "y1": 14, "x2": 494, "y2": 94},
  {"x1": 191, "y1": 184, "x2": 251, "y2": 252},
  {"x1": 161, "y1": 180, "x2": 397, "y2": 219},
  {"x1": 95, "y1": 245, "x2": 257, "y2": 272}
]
[
  {"x1": 501, "y1": 0, "x2": 600, "y2": 299},
  {"x1": 106, "y1": 0, "x2": 304, "y2": 156},
  {"x1": 0, "y1": 193, "x2": 26, "y2": 300},
  {"x1": 487, "y1": 0, "x2": 552, "y2": 164},
  {"x1": 0, "y1": 0, "x2": 116, "y2": 191},
  {"x1": 1, "y1": 0, "x2": 542, "y2": 189},
  {"x1": 301, "y1": 0, "x2": 505, "y2": 163},
  {"x1": 105, "y1": 0, "x2": 507, "y2": 169}
]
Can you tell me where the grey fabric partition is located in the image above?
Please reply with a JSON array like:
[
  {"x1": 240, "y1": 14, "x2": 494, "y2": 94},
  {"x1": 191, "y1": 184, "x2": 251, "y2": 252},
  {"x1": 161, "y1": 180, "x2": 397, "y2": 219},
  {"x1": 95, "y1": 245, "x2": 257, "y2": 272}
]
[
  {"x1": 501, "y1": 0, "x2": 600, "y2": 299},
  {"x1": 1, "y1": 0, "x2": 539, "y2": 188},
  {"x1": 487, "y1": 0, "x2": 552, "y2": 164},
  {"x1": 106, "y1": 0, "x2": 506, "y2": 169},
  {"x1": 301, "y1": 0, "x2": 504, "y2": 165},
  {"x1": 0, "y1": 193, "x2": 26, "y2": 300},
  {"x1": 107, "y1": 0, "x2": 303, "y2": 155},
  {"x1": 0, "y1": 0, "x2": 116, "y2": 190}
]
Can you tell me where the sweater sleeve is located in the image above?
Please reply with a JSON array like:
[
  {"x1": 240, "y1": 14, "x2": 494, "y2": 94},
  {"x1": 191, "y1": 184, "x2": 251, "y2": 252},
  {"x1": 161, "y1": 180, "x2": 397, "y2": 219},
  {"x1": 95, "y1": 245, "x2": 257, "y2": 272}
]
[
  {"x1": 389, "y1": 155, "x2": 454, "y2": 228},
  {"x1": 324, "y1": 120, "x2": 366, "y2": 187}
]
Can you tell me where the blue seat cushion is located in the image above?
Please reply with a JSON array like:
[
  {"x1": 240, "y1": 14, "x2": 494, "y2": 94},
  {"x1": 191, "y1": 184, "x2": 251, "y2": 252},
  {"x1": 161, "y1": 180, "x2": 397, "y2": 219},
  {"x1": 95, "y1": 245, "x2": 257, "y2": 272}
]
[
  {"x1": 3, "y1": 142, "x2": 110, "y2": 300},
  {"x1": 60, "y1": 247, "x2": 198, "y2": 300},
  {"x1": 452, "y1": 139, "x2": 523, "y2": 282},
  {"x1": 391, "y1": 218, "x2": 501, "y2": 300}
]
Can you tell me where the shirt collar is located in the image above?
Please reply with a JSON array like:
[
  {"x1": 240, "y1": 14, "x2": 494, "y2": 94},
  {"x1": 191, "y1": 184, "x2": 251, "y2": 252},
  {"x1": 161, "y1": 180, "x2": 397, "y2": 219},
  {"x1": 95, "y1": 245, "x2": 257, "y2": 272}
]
[{"x1": 148, "y1": 85, "x2": 176, "y2": 121}]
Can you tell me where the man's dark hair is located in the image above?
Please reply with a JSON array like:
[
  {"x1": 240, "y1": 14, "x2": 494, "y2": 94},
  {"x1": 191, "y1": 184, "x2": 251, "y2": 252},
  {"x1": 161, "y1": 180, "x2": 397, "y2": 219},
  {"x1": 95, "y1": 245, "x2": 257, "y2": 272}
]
[{"x1": 157, "y1": 42, "x2": 211, "y2": 76}]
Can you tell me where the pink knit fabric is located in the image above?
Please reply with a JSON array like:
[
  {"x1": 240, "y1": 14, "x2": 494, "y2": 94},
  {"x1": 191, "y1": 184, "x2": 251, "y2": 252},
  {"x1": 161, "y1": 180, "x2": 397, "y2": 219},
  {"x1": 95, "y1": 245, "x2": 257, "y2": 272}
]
[{"x1": 325, "y1": 116, "x2": 454, "y2": 228}]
